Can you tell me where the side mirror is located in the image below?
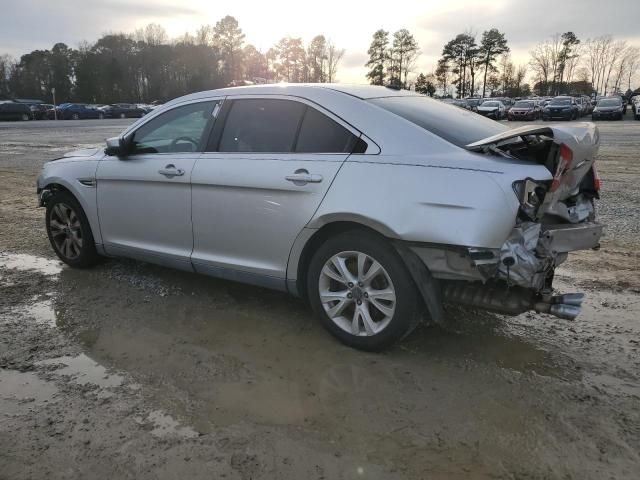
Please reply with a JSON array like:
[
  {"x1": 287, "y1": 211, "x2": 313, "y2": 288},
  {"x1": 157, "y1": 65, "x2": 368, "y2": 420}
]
[{"x1": 105, "y1": 135, "x2": 133, "y2": 157}]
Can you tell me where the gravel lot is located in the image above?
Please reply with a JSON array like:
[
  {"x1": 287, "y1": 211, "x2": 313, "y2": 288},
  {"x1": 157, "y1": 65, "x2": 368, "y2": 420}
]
[{"x1": 1, "y1": 116, "x2": 639, "y2": 479}]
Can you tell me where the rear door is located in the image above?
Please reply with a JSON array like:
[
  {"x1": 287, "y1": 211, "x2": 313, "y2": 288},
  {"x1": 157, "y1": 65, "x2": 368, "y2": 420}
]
[
  {"x1": 191, "y1": 96, "x2": 361, "y2": 288},
  {"x1": 96, "y1": 100, "x2": 218, "y2": 270}
]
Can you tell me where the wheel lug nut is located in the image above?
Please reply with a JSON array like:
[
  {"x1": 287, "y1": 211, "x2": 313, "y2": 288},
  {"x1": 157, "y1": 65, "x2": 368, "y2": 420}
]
[
  {"x1": 348, "y1": 282, "x2": 354, "y2": 288},
  {"x1": 347, "y1": 293, "x2": 352, "y2": 299},
  {"x1": 358, "y1": 282, "x2": 363, "y2": 287},
  {"x1": 364, "y1": 292, "x2": 368, "y2": 298},
  {"x1": 357, "y1": 300, "x2": 362, "y2": 305}
]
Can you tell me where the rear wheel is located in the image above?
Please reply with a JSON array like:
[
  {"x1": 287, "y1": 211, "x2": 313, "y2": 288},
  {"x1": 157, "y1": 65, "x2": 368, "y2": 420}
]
[
  {"x1": 119, "y1": 113, "x2": 126, "y2": 119},
  {"x1": 98, "y1": 113, "x2": 104, "y2": 120},
  {"x1": 307, "y1": 231, "x2": 421, "y2": 351},
  {"x1": 45, "y1": 191, "x2": 100, "y2": 268},
  {"x1": 71, "y1": 113, "x2": 79, "y2": 120},
  {"x1": 20, "y1": 113, "x2": 30, "y2": 121}
]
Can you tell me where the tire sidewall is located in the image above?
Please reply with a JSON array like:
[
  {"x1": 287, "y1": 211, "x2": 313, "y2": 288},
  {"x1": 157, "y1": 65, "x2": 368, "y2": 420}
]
[
  {"x1": 45, "y1": 192, "x2": 99, "y2": 268},
  {"x1": 307, "y1": 231, "x2": 421, "y2": 351}
]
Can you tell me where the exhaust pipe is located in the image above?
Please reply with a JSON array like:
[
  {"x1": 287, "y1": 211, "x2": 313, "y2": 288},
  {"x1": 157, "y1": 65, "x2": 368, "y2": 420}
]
[
  {"x1": 548, "y1": 304, "x2": 581, "y2": 320},
  {"x1": 441, "y1": 281, "x2": 584, "y2": 320}
]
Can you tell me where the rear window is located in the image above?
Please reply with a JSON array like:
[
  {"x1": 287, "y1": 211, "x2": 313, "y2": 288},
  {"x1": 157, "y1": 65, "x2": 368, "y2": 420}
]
[
  {"x1": 514, "y1": 101, "x2": 533, "y2": 108},
  {"x1": 295, "y1": 107, "x2": 357, "y2": 153},
  {"x1": 369, "y1": 96, "x2": 507, "y2": 147}
]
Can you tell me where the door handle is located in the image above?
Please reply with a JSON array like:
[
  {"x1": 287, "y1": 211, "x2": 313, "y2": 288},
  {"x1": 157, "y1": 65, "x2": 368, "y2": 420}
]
[
  {"x1": 285, "y1": 169, "x2": 323, "y2": 185},
  {"x1": 158, "y1": 164, "x2": 185, "y2": 178}
]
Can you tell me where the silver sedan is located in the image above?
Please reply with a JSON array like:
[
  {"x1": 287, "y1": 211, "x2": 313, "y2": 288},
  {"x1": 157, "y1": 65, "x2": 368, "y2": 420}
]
[{"x1": 37, "y1": 84, "x2": 604, "y2": 350}]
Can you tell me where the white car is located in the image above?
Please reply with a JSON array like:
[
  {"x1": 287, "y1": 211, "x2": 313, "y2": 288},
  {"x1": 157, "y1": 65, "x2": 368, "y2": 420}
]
[
  {"x1": 37, "y1": 84, "x2": 603, "y2": 350},
  {"x1": 477, "y1": 100, "x2": 506, "y2": 120}
]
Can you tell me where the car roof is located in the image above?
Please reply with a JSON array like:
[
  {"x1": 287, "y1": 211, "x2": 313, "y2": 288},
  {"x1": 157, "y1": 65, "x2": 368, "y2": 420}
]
[{"x1": 166, "y1": 83, "x2": 416, "y2": 107}]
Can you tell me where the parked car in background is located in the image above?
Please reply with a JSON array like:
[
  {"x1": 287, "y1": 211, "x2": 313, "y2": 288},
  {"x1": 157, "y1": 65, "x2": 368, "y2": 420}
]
[
  {"x1": 507, "y1": 100, "x2": 540, "y2": 121},
  {"x1": 573, "y1": 97, "x2": 587, "y2": 117},
  {"x1": 591, "y1": 97, "x2": 624, "y2": 120},
  {"x1": 36, "y1": 84, "x2": 604, "y2": 350},
  {"x1": 56, "y1": 103, "x2": 104, "y2": 120},
  {"x1": 477, "y1": 100, "x2": 506, "y2": 119},
  {"x1": 465, "y1": 98, "x2": 482, "y2": 112},
  {"x1": 28, "y1": 103, "x2": 54, "y2": 120},
  {"x1": 101, "y1": 103, "x2": 146, "y2": 119},
  {"x1": 0, "y1": 100, "x2": 32, "y2": 121},
  {"x1": 542, "y1": 96, "x2": 580, "y2": 121}
]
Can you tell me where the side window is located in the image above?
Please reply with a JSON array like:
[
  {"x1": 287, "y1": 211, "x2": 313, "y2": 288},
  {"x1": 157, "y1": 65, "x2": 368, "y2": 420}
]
[
  {"x1": 218, "y1": 99, "x2": 305, "y2": 153},
  {"x1": 296, "y1": 106, "x2": 357, "y2": 153},
  {"x1": 131, "y1": 101, "x2": 216, "y2": 154}
]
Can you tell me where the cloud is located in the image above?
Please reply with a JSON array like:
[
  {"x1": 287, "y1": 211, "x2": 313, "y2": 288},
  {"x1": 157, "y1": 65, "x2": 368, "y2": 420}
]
[
  {"x1": 341, "y1": 51, "x2": 369, "y2": 69},
  {"x1": 1, "y1": 0, "x2": 197, "y2": 56}
]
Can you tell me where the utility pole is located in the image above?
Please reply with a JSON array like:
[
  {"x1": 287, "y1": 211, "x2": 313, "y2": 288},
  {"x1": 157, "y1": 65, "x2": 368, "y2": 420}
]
[{"x1": 52, "y1": 88, "x2": 57, "y2": 120}]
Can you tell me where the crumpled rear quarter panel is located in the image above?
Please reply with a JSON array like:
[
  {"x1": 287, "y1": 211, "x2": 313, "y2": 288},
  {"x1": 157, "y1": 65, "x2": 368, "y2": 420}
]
[{"x1": 310, "y1": 159, "x2": 522, "y2": 249}]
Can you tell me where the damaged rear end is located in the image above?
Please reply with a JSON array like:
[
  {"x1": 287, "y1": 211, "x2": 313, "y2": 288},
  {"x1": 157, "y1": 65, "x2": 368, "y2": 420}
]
[{"x1": 438, "y1": 123, "x2": 603, "y2": 320}]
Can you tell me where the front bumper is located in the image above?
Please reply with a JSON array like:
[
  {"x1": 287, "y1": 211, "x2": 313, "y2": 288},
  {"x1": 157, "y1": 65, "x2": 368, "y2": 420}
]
[
  {"x1": 592, "y1": 111, "x2": 621, "y2": 120},
  {"x1": 543, "y1": 110, "x2": 573, "y2": 120}
]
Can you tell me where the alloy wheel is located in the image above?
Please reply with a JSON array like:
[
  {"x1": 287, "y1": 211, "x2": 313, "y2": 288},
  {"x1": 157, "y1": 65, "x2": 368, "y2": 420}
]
[
  {"x1": 319, "y1": 251, "x2": 396, "y2": 336},
  {"x1": 49, "y1": 203, "x2": 83, "y2": 260}
]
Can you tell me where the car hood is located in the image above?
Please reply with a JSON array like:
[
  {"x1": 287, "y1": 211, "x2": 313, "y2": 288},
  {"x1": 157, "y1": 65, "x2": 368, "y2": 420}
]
[
  {"x1": 478, "y1": 106, "x2": 498, "y2": 111},
  {"x1": 510, "y1": 108, "x2": 533, "y2": 112},
  {"x1": 47, "y1": 147, "x2": 102, "y2": 163},
  {"x1": 594, "y1": 107, "x2": 620, "y2": 112}
]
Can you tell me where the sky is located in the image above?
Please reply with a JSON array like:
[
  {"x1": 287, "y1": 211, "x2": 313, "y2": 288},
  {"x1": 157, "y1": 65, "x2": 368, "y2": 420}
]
[{"x1": 2, "y1": 0, "x2": 640, "y2": 84}]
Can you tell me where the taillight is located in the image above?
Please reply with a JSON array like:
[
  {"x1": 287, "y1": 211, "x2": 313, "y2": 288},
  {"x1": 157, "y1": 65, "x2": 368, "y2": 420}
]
[
  {"x1": 550, "y1": 143, "x2": 573, "y2": 192},
  {"x1": 592, "y1": 163, "x2": 601, "y2": 191}
]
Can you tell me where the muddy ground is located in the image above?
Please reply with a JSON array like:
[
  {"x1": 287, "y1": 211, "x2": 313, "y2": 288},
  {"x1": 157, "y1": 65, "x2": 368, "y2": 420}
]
[{"x1": 1, "y1": 116, "x2": 639, "y2": 479}]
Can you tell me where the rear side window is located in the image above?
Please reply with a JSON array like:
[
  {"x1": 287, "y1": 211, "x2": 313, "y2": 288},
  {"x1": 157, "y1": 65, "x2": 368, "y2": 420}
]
[
  {"x1": 295, "y1": 107, "x2": 357, "y2": 153},
  {"x1": 369, "y1": 96, "x2": 507, "y2": 148},
  {"x1": 219, "y1": 99, "x2": 305, "y2": 152}
]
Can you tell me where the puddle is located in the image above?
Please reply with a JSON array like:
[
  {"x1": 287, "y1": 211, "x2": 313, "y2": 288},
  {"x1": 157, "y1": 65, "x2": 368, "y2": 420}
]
[
  {"x1": 0, "y1": 369, "x2": 59, "y2": 415},
  {"x1": 38, "y1": 354, "x2": 123, "y2": 389},
  {"x1": 0, "y1": 253, "x2": 62, "y2": 276},
  {"x1": 137, "y1": 410, "x2": 199, "y2": 439},
  {"x1": 20, "y1": 299, "x2": 58, "y2": 327}
]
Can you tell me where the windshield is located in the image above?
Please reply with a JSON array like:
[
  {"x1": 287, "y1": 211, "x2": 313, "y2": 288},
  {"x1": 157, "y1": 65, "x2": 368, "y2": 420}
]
[
  {"x1": 550, "y1": 98, "x2": 571, "y2": 106},
  {"x1": 598, "y1": 99, "x2": 621, "y2": 107},
  {"x1": 514, "y1": 101, "x2": 533, "y2": 108},
  {"x1": 482, "y1": 102, "x2": 499, "y2": 107},
  {"x1": 369, "y1": 96, "x2": 507, "y2": 148}
]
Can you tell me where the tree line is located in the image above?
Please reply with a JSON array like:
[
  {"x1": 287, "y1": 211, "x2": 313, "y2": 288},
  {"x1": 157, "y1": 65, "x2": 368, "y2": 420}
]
[
  {"x1": 364, "y1": 28, "x2": 639, "y2": 98},
  {"x1": 0, "y1": 16, "x2": 344, "y2": 104}
]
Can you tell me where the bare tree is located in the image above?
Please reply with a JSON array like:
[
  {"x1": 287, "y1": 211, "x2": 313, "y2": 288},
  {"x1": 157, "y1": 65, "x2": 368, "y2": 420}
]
[
  {"x1": 326, "y1": 40, "x2": 344, "y2": 82},
  {"x1": 585, "y1": 36, "x2": 613, "y2": 95},
  {"x1": 602, "y1": 40, "x2": 627, "y2": 95},
  {"x1": 529, "y1": 41, "x2": 554, "y2": 95}
]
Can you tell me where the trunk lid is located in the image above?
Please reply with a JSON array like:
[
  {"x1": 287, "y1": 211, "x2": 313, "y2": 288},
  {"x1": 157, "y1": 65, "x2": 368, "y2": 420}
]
[{"x1": 465, "y1": 123, "x2": 599, "y2": 202}]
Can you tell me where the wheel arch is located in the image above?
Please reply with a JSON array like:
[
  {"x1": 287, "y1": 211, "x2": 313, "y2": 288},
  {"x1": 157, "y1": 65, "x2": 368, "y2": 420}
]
[
  {"x1": 289, "y1": 220, "x2": 393, "y2": 302},
  {"x1": 39, "y1": 177, "x2": 103, "y2": 245}
]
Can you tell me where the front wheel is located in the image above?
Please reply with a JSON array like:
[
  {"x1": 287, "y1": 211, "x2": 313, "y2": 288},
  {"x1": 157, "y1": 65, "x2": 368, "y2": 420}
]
[
  {"x1": 71, "y1": 113, "x2": 79, "y2": 120},
  {"x1": 307, "y1": 231, "x2": 422, "y2": 351},
  {"x1": 45, "y1": 191, "x2": 100, "y2": 268}
]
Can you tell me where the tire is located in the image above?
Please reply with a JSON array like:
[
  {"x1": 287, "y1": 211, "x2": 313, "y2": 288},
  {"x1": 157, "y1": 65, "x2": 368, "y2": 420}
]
[
  {"x1": 45, "y1": 191, "x2": 100, "y2": 268},
  {"x1": 306, "y1": 231, "x2": 422, "y2": 351},
  {"x1": 72, "y1": 113, "x2": 79, "y2": 120},
  {"x1": 21, "y1": 113, "x2": 30, "y2": 121}
]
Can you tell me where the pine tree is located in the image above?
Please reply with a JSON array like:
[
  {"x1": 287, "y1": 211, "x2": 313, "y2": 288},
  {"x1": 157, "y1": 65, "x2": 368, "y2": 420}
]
[{"x1": 365, "y1": 29, "x2": 389, "y2": 86}]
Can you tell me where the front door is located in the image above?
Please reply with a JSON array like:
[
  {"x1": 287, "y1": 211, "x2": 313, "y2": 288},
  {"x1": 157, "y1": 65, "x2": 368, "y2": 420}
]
[
  {"x1": 96, "y1": 100, "x2": 217, "y2": 270},
  {"x1": 191, "y1": 97, "x2": 360, "y2": 288}
]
